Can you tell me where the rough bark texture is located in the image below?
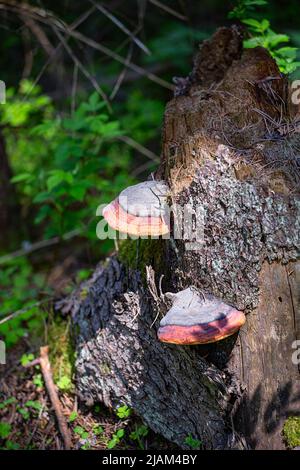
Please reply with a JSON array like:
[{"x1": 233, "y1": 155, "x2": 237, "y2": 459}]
[{"x1": 71, "y1": 27, "x2": 300, "y2": 449}]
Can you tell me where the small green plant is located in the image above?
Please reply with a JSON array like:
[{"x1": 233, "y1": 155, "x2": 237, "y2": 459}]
[
  {"x1": 17, "y1": 400, "x2": 42, "y2": 421},
  {"x1": 74, "y1": 426, "x2": 89, "y2": 440},
  {"x1": 93, "y1": 425, "x2": 104, "y2": 436},
  {"x1": 107, "y1": 428, "x2": 125, "y2": 449},
  {"x1": 229, "y1": 0, "x2": 300, "y2": 74},
  {"x1": 228, "y1": 0, "x2": 268, "y2": 20},
  {"x1": 20, "y1": 353, "x2": 35, "y2": 367},
  {"x1": 0, "y1": 397, "x2": 17, "y2": 410},
  {"x1": 69, "y1": 411, "x2": 78, "y2": 423},
  {"x1": 0, "y1": 422, "x2": 11, "y2": 439},
  {"x1": 17, "y1": 408, "x2": 30, "y2": 420},
  {"x1": 130, "y1": 424, "x2": 149, "y2": 450},
  {"x1": 184, "y1": 434, "x2": 202, "y2": 449},
  {"x1": 74, "y1": 425, "x2": 92, "y2": 449},
  {"x1": 24, "y1": 400, "x2": 42, "y2": 412},
  {"x1": 33, "y1": 373, "x2": 44, "y2": 389},
  {"x1": 3, "y1": 440, "x2": 20, "y2": 450},
  {"x1": 116, "y1": 405, "x2": 131, "y2": 419},
  {"x1": 0, "y1": 258, "x2": 46, "y2": 347},
  {"x1": 56, "y1": 375, "x2": 72, "y2": 392}
]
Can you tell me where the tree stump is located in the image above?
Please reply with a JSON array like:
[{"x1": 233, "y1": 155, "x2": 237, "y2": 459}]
[{"x1": 71, "y1": 27, "x2": 300, "y2": 449}]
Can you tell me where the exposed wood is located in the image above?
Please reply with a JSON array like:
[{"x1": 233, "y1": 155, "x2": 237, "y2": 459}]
[{"x1": 230, "y1": 261, "x2": 300, "y2": 449}]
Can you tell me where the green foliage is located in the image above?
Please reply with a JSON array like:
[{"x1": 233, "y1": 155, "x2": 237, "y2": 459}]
[
  {"x1": 2, "y1": 83, "x2": 135, "y2": 242},
  {"x1": 69, "y1": 411, "x2": 78, "y2": 423},
  {"x1": 0, "y1": 257, "x2": 46, "y2": 347},
  {"x1": 17, "y1": 400, "x2": 42, "y2": 421},
  {"x1": 0, "y1": 422, "x2": 11, "y2": 439},
  {"x1": 56, "y1": 375, "x2": 72, "y2": 391},
  {"x1": 74, "y1": 426, "x2": 89, "y2": 440},
  {"x1": 116, "y1": 405, "x2": 131, "y2": 419},
  {"x1": 0, "y1": 397, "x2": 17, "y2": 410},
  {"x1": 24, "y1": 400, "x2": 42, "y2": 412},
  {"x1": 229, "y1": 0, "x2": 300, "y2": 73},
  {"x1": 2, "y1": 440, "x2": 20, "y2": 450},
  {"x1": 107, "y1": 428, "x2": 125, "y2": 449},
  {"x1": 184, "y1": 434, "x2": 202, "y2": 449},
  {"x1": 93, "y1": 425, "x2": 104, "y2": 436},
  {"x1": 129, "y1": 424, "x2": 149, "y2": 450},
  {"x1": 228, "y1": 0, "x2": 268, "y2": 20},
  {"x1": 283, "y1": 417, "x2": 300, "y2": 448},
  {"x1": 20, "y1": 353, "x2": 34, "y2": 367},
  {"x1": 32, "y1": 373, "x2": 44, "y2": 389}
]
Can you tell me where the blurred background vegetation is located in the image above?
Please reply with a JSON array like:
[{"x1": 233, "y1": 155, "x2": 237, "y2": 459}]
[
  {"x1": 0, "y1": 0, "x2": 300, "y2": 351},
  {"x1": 0, "y1": 0, "x2": 300, "y2": 451}
]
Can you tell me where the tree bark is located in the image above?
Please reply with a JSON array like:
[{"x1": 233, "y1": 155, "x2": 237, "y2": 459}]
[
  {"x1": 0, "y1": 129, "x2": 20, "y2": 248},
  {"x1": 70, "y1": 27, "x2": 300, "y2": 449}
]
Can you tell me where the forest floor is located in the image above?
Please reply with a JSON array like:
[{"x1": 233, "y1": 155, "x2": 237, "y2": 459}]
[
  {"x1": 0, "y1": 246, "x2": 175, "y2": 451},
  {"x1": 0, "y1": 338, "x2": 176, "y2": 450}
]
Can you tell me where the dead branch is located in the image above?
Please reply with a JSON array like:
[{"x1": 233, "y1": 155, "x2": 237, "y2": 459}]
[{"x1": 24, "y1": 346, "x2": 72, "y2": 450}]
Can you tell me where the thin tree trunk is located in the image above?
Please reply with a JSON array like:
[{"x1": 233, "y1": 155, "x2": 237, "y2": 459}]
[{"x1": 0, "y1": 129, "x2": 20, "y2": 248}]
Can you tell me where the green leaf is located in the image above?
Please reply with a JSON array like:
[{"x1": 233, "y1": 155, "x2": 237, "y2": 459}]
[
  {"x1": 25, "y1": 400, "x2": 42, "y2": 412},
  {"x1": 33, "y1": 192, "x2": 52, "y2": 203},
  {"x1": 33, "y1": 373, "x2": 43, "y2": 388},
  {"x1": 74, "y1": 426, "x2": 86, "y2": 436},
  {"x1": 116, "y1": 429, "x2": 125, "y2": 438},
  {"x1": 116, "y1": 405, "x2": 131, "y2": 419},
  {"x1": 0, "y1": 398, "x2": 17, "y2": 410},
  {"x1": 5, "y1": 440, "x2": 20, "y2": 450},
  {"x1": 20, "y1": 353, "x2": 34, "y2": 367},
  {"x1": 0, "y1": 422, "x2": 11, "y2": 439},
  {"x1": 47, "y1": 170, "x2": 73, "y2": 191},
  {"x1": 184, "y1": 434, "x2": 202, "y2": 449},
  {"x1": 93, "y1": 425, "x2": 104, "y2": 436},
  {"x1": 56, "y1": 375, "x2": 72, "y2": 391},
  {"x1": 69, "y1": 183, "x2": 88, "y2": 201},
  {"x1": 11, "y1": 173, "x2": 32, "y2": 183},
  {"x1": 69, "y1": 411, "x2": 78, "y2": 423},
  {"x1": 242, "y1": 18, "x2": 267, "y2": 32}
]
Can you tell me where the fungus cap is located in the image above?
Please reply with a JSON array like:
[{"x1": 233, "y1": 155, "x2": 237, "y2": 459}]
[
  {"x1": 158, "y1": 287, "x2": 246, "y2": 345},
  {"x1": 102, "y1": 180, "x2": 170, "y2": 236}
]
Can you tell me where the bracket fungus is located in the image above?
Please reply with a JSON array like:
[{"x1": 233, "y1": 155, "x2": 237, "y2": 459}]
[
  {"x1": 102, "y1": 180, "x2": 170, "y2": 236},
  {"x1": 158, "y1": 287, "x2": 246, "y2": 345}
]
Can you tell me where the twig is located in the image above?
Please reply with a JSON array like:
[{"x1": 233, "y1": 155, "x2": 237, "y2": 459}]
[
  {"x1": 116, "y1": 135, "x2": 160, "y2": 162},
  {"x1": 21, "y1": 13, "x2": 55, "y2": 56},
  {"x1": 110, "y1": 43, "x2": 133, "y2": 100},
  {"x1": 53, "y1": 26, "x2": 112, "y2": 112},
  {"x1": 0, "y1": 228, "x2": 81, "y2": 265},
  {"x1": 89, "y1": 0, "x2": 150, "y2": 55},
  {"x1": 26, "y1": 346, "x2": 72, "y2": 450},
  {"x1": 0, "y1": 298, "x2": 52, "y2": 326},
  {"x1": 149, "y1": 0, "x2": 187, "y2": 21},
  {"x1": 0, "y1": 1, "x2": 174, "y2": 90}
]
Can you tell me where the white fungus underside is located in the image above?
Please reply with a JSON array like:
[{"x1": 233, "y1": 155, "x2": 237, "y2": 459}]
[
  {"x1": 160, "y1": 287, "x2": 233, "y2": 326},
  {"x1": 118, "y1": 180, "x2": 169, "y2": 217}
]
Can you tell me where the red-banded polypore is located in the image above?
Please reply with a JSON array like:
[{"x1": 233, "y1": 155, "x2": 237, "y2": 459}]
[
  {"x1": 158, "y1": 287, "x2": 246, "y2": 345},
  {"x1": 102, "y1": 180, "x2": 170, "y2": 237}
]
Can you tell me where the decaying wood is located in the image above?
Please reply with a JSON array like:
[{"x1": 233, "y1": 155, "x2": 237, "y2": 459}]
[{"x1": 71, "y1": 26, "x2": 300, "y2": 449}]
